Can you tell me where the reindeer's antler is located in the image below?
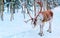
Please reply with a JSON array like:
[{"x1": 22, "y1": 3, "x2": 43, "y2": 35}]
[
  {"x1": 35, "y1": 2, "x2": 43, "y2": 18},
  {"x1": 24, "y1": 18, "x2": 33, "y2": 23},
  {"x1": 25, "y1": 2, "x2": 43, "y2": 25},
  {"x1": 37, "y1": 2, "x2": 43, "y2": 7},
  {"x1": 24, "y1": 8, "x2": 33, "y2": 23},
  {"x1": 27, "y1": 9, "x2": 33, "y2": 19}
]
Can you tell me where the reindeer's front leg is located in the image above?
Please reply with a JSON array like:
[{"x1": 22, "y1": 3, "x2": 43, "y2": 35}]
[{"x1": 39, "y1": 22, "x2": 44, "y2": 36}]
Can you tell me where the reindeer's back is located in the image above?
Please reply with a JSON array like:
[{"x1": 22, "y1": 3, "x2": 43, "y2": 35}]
[
  {"x1": 47, "y1": 10, "x2": 53, "y2": 17},
  {"x1": 42, "y1": 10, "x2": 53, "y2": 22}
]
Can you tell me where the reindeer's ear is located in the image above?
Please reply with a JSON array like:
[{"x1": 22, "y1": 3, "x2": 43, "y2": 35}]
[{"x1": 37, "y1": 2, "x2": 43, "y2": 7}]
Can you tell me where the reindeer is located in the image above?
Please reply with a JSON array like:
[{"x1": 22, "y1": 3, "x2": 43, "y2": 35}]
[{"x1": 24, "y1": 1, "x2": 53, "y2": 36}]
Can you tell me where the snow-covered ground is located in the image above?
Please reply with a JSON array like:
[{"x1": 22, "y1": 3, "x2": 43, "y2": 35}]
[{"x1": 0, "y1": 6, "x2": 60, "y2": 38}]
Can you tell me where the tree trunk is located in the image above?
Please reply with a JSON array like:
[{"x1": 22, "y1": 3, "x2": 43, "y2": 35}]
[{"x1": 0, "y1": 0, "x2": 4, "y2": 21}]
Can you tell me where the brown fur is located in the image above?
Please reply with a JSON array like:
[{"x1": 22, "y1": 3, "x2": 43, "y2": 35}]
[{"x1": 41, "y1": 10, "x2": 53, "y2": 22}]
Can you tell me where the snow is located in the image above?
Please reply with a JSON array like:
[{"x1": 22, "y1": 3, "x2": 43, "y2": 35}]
[{"x1": 0, "y1": 6, "x2": 60, "y2": 38}]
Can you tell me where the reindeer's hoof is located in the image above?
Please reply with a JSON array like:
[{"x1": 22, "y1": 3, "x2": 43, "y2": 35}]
[
  {"x1": 38, "y1": 33, "x2": 44, "y2": 36},
  {"x1": 47, "y1": 30, "x2": 52, "y2": 33}
]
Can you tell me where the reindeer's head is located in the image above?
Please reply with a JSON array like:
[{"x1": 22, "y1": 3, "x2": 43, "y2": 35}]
[{"x1": 24, "y1": 9, "x2": 37, "y2": 27}]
